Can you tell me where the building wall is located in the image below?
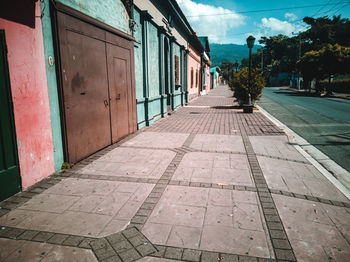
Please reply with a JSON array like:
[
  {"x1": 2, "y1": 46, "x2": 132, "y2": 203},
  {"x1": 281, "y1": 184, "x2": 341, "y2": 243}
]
[
  {"x1": 41, "y1": 0, "x2": 64, "y2": 171},
  {"x1": 134, "y1": 0, "x2": 189, "y2": 128},
  {"x1": 187, "y1": 44, "x2": 200, "y2": 101},
  {"x1": 202, "y1": 64, "x2": 211, "y2": 94},
  {"x1": 134, "y1": 0, "x2": 187, "y2": 47},
  {"x1": 56, "y1": 0, "x2": 130, "y2": 34},
  {"x1": 0, "y1": 2, "x2": 55, "y2": 189}
]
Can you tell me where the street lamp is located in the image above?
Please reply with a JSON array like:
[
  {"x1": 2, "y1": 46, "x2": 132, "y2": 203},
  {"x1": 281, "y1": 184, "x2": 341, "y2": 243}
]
[{"x1": 244, "y1": 35, "x2": 255, "y2": 113}]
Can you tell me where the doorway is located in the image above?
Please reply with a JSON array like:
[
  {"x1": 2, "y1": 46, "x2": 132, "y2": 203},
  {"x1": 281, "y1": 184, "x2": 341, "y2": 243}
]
[
  {"x1": 0, "y1": 30, "x2": 21, "y2": 201},
  {"x1": 164, "y1": 37, "x2": 171, "y2": 112}
]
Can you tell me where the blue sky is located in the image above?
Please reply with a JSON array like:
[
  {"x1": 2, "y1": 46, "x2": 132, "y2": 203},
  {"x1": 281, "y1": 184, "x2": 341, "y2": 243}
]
[{"x1": 176, "y1": 0, "x2": 350, "y2": 44}]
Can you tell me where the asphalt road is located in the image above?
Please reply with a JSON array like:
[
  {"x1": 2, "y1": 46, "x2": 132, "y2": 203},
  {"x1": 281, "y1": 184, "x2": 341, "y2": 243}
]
[{"x1": 258, "y1": 87, "x2": 350, "y2": 172}]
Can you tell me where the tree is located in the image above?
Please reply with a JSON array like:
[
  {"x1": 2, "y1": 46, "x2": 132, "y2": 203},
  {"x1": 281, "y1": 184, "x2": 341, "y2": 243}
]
[
  {"x1": 229, "y1": 68, "x2": 266, "y2": 106},
  {"x1": 302, "y1": 16, "x2": 350, "y2": 50},
  {"x1": 297, "y1": 44, "x2": 350, "y2": 94},
  {"x1": 220, "y1": 62, "x2": 235, "y2": 81}
]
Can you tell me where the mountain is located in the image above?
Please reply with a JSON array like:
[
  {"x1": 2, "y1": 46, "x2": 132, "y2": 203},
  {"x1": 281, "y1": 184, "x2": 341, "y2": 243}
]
[{"x1": 210, "y1": 43, "x2": 262, "y2": 66}]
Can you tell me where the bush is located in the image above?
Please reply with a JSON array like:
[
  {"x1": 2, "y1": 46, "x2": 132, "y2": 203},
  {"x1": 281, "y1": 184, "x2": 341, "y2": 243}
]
[
  {"x1": 229, "y1": 68, "x2": 266, "y2": 105},
  {"x1": 319, "y1": 79, "x2": 350, "y2": 94}
]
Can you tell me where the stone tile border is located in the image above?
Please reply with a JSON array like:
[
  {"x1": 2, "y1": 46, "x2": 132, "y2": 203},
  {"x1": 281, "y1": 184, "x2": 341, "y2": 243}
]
[
  {"x1": 150, "y1": 244, "x2": 276, "y2": 262},
  {"x1": 90, "y1": 227, "x2": 157, "y2": 262},
  {"x1": 0, "y1": 225, "x2": 96, "y2": 249},
  {"x1": 240, "y1": 134, "x2": 296, "y2": 261},
  {"x1": 169, "y1": 180, "x2": 258, "y2": 192},
  {"x1": 127, "y1": 134, "x2": 196, "y2": 231},
  {"x1": 0, "y1": 176, "x2": 63, "y2": 217},
  {"x1": 269, "y1": 189, "x2": 350, "y2": 208},
  {"x1": 255, "y1": 154, "x2": 310, "y2": 165},
  {"x1": 238, "y1": 116, "x2": 296, "y2": 262}
]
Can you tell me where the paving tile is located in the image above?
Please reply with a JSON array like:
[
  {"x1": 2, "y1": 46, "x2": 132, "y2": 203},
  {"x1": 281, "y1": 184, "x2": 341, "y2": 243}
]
[
  {"x1": 148, "y1": 204, "x2": 205, "y2": 227},
  {"x1": 2, "y1": 240, "x2": 54, "y2": 262},
  {"x1": 47, "y1": 233, "x2": 69, "y2": 245},
  {"x1": 201, "y1": 251, "x2": 220, "y2": 262},
  {"x1": 142, "y1": 223, "x2": 172, "y2": 245},
  {"x1": 189, "y1": 134, "x2": 245, "y2": 153},
  {"x1": 32, "y1": 232, "x2": 55, "y2": 242},
  {"x1": 182, "y1": 249, "x2": 201, "y2": 261},
  {"x1": 122, "y1": 132, "x2": 189, "y2": 149},
  {"x1": 119, "y1": 248, "x2": 142, "y2": 262},
  {"x1": 98, "y1": 219, "x2": 129, "y2": 237},
  {"x1": 160, "y1": 186, "x2": 209, "y2": 207},
  {"x1": 137, "y1": 257, "x2": 178, "y2": 262},
  {"x1": 43, "y1": 178, "x2": 118, "y2": 196},
  {"x1": 164, "y1": 247, "x2": 183, "y2": 260},
  {"x1": 232, "y1": 202, "x2": 264, "y2": 231},
  {"x1": 62, "y1": 236, "x2": 85, "y2": 247},
  {"x1": 166, "y1": 225, "x2": 201, "y2": 249},
  {"x1": 135, "y1": 242, "x2": 157, "y2": 256},
  {"x1": 205, "y1": 205, "x2": 234, "y2": 229},
  {"x1": 18, "y1": 194, "x2": 80, "y2": 213},
  {"x1": 200, "y1": 225, "x2": 271, "y2": 257},
  {"x1": 0, "y1": 238, "x2": 25, "y2": 260}
]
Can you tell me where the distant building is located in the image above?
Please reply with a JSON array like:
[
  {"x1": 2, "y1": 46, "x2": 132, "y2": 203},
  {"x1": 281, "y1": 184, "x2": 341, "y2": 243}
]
[{"x1": 198, "y1": 36, "x2": 211, "y2": 94}]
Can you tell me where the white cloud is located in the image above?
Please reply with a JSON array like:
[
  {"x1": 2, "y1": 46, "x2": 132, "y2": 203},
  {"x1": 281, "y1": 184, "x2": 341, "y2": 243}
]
[
  {"x1": 176, "y1": 0, "x2": 246, "y2": 43},
  {"x1": 259, "y1": 17, "x2": 307, "y2": 36},
  {"x1": 284, "y1": 12, "x2": 298, "y2": 22}
]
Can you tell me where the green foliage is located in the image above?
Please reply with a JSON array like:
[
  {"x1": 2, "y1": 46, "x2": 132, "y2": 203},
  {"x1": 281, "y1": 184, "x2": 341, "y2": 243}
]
[
  {"x1": 297, "y1": 44, "x2": 350, "y2": 81},
  {"x1": 319, "y1": 79, "x2": 350, "y2": 94},
  {"x1": 229, "y1": 68, "x2": 266, "y2": 105},
  {"x1": 302, "y1": 16, "x2": 350, "y2": 50}
]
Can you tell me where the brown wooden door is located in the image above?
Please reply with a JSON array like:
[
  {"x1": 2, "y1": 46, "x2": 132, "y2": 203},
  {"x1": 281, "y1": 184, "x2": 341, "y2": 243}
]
[
  {"x1": 107, "y1": 44, "x2": 132, "y2": 142},
  {"x1": 56, "y1": 9, "x2": 136, "y2": 163},
  {"x1": 57, "y1": 12, "x2": 111, "y2": 163}
]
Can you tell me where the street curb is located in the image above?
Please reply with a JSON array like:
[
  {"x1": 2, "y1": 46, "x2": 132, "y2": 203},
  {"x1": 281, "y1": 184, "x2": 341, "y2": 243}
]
[
  {"x1": 282, "y1": 88, "x2": 350, "y2": 101},
  {"x1": 256, "y1": 105, "x2": 350, "y2": 201}
]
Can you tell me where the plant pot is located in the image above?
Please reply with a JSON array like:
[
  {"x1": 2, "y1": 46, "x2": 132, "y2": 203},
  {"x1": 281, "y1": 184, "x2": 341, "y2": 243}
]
[{"x1": 243, "y1": 104, "x2": 254, "y2": 113}]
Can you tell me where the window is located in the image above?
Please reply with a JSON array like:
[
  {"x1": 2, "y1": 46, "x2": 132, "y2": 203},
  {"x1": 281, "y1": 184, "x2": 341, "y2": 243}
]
[
  {"x1": 191, "y1": 67, "x2": 194, "y2": 88},
  {"x1": 196, "y1": 69, "x2": 198, "y2": 87},
  {"x1": 175, "y1": 55, "x2": 180, "y2": 85}
]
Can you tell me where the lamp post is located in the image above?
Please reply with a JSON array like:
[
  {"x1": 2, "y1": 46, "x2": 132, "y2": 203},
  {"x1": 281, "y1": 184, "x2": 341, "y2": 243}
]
[{"x1": 244, "y1": 35, "x2": 255, "y2": 113}]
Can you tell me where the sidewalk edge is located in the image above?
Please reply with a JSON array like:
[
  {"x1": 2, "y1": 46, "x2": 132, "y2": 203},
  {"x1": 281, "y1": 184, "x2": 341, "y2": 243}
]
[{"x1": 256, "y1": 105, "x2": 350, "y2": 201}]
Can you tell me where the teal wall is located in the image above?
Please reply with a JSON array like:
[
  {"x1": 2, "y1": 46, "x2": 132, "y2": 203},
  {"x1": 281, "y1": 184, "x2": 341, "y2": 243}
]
[
  {"x1": 210, "y1": 67, "x2": 217, "y2": 89},
  {"x1": 134, "y1": 9, "x2": 146, "y2": 129},
  {"x1": 134, "y1": 9, "x2": 144, "y2": 99},
  {"x1": 133, "y1": 9, "x2": 146, "y2": 129},
  {"x1": 41, "y1": 0, "x2": 64, "y2": 171},
  {"x1": 56, "y1": 0, "x2": 130, "y2": 34},
  {"x1": 148, "y1": 23, "x2": 160, "y2": 98}
]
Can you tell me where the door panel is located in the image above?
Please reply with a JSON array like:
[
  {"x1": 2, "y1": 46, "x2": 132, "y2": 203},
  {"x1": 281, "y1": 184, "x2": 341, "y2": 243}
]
[
  {"x1": 58, "y1": 14, "x2": 111, "y2": 163},
  {"x1": 0, "y1": 30, "x2": 21, "y2": 201},
  {"x1": 107, "y1": 44, "x2": 132, "y2": 142},
  {"x1": 56, "y1": 9, "x2": 137, "y2": 163}
]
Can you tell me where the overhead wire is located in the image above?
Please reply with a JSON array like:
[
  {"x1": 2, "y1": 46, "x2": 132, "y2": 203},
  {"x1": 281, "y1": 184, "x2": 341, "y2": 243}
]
[{"x1": 185, "y1": 2, "x2": 350, "y2": 18}]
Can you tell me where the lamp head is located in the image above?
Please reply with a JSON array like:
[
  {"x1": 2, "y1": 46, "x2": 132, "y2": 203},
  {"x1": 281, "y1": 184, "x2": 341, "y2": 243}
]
[{"x1": 246, "y1": 35, "x2": 256, "y2": 49}]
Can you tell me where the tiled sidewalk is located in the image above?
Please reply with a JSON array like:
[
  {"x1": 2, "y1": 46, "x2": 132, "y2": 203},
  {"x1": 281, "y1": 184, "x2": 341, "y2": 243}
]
[{"x1": 0, "y1": 85, "x2": 349, "y2": 262}]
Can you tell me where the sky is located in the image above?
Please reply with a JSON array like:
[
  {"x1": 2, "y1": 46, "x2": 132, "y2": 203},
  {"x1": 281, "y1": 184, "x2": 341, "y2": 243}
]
[{"x1": 176, "y1": 0, "x2": 350, "y2": 45}]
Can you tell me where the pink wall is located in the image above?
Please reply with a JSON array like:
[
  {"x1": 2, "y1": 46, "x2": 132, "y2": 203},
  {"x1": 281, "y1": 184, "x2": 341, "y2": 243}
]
[
  {"x1": 187, "y1": 45, "x2": 201, "y2": 100},
  {"x1": 204, "y1": 64, "x2": 211, "y2": 94},
  {"x1": 0, "y1": 2, "x2": 55, "y2": 189}
]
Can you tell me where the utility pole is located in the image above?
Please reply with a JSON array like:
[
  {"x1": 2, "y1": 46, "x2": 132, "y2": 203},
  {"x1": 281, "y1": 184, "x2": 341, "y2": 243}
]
[
  {"x1": 292, "y1": 32, "x2": 302, "y2": 90},
  {"x1": 261, "y1": 49, "x2": 263, "y2": 75}
]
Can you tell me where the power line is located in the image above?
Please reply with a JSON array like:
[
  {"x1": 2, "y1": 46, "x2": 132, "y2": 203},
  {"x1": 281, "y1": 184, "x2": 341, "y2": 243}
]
[
  {"x1": 312, "y1": 0, "x2": 333, "y2": 17},
  {"x1": 185, "y1": 2, "x2": 350, "y2": 18},
  {"x1": 332, "y1": 3, "x2": 350, "y2": 15}
]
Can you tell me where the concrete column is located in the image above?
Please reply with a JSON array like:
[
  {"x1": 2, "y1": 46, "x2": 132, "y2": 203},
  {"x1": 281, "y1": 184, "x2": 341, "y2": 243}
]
[{"x1": 141, "y1": 11, "x2": 153, "y2": 125}]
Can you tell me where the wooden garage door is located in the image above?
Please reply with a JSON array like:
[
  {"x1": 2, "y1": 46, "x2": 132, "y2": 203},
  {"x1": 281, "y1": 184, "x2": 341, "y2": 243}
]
[{"x1": 56, "y1": 9, "x2": 136, "y2": 163}]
